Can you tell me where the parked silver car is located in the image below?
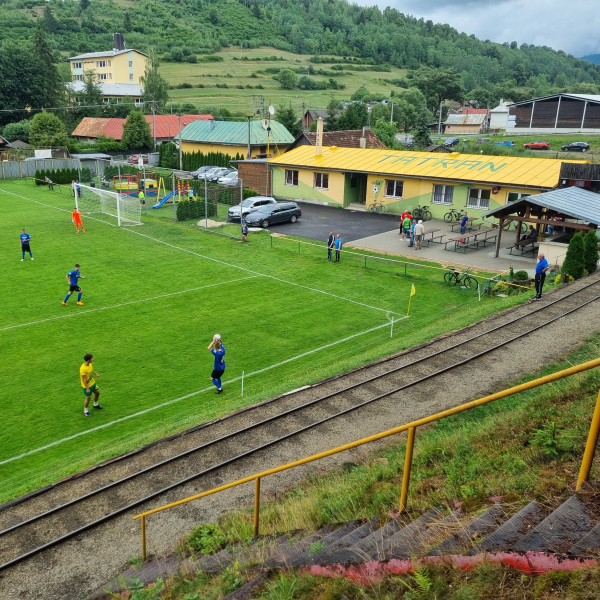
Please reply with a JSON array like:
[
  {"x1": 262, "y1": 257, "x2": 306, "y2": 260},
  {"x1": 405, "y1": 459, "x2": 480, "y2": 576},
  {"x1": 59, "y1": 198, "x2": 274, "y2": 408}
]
[
  {"x1": 227, "y1": 196, "x2": 277, "y2": 221},
  {"x1": 218, "y1": 170, "x2": 239, "y2": 186}
]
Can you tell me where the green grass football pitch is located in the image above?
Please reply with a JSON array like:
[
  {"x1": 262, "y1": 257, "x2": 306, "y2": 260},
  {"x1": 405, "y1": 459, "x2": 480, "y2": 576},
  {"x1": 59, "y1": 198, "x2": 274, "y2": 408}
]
[{"x1": 0, "y1": 179, "x2": 525, "y2": 502}]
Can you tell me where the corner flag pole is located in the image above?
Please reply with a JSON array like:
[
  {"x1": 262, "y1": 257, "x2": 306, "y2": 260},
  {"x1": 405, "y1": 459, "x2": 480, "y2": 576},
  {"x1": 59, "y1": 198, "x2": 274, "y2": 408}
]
[{"x1": 407, "y1": 284, "x2": 416, "y2": 316}]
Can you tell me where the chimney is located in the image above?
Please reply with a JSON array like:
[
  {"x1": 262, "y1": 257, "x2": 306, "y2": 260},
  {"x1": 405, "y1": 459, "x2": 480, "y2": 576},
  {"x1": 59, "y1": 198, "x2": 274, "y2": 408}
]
[
  {"x1": 208, "y1": 119, "x2": 215, "y2": 131},
  {"x1": 315, "y1": 117, "x2": 323, "y2": 156},
  {"x1": 360, "y1": 126, "x2": 367, "y2": 149},
  {"x1": 113, "y1": 33, "x2": 125, "y2": 52}
]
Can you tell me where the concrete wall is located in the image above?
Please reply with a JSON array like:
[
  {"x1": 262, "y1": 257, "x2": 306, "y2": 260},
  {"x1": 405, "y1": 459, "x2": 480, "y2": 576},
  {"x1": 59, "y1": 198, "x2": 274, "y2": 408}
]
[
  {"x1": 0, "y1": 159, "x2": 82, "y2": 179},
  {"x1": 539, "y1": 240, "x2": 569, "y2": 268}
]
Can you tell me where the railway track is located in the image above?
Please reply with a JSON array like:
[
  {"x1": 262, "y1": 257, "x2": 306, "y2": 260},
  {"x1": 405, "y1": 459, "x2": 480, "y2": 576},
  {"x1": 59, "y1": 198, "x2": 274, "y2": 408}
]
[{"x1": 1, "y1": 276, "x2": 600, "y2": 573}]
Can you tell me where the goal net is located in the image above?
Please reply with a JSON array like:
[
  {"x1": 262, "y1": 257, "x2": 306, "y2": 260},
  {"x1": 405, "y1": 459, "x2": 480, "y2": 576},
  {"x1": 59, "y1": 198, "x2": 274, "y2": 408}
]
[{"x1": 75, "y1": 184, "x2": 142, "y2": 226}]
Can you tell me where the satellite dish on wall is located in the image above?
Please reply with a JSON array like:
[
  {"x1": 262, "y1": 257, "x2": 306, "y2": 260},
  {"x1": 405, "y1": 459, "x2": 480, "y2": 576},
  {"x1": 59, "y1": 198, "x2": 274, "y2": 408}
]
[
  {"x1": 262, "y1": 118, "x2": 270, "y2": 129},
  {"x1": 268, "y1": 105, "x2": 275, "y2": 116}
]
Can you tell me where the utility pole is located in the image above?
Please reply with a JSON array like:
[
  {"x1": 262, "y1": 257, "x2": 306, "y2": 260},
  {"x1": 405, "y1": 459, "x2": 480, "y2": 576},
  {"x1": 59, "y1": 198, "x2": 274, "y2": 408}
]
[
  {"x1": 438, "y1": 99, "x2": 443, "y2": 135},
  {"x1": 246, "y1": 115, "x2": 252, "y2": 159},
  {"x1": 170, "y1": 97, "x2": 173, "y2": 114},
  {"x1": 151, "y1": 102, "x2": 157, "y2": 152},
  {"x1": 178, "y1": 114, "x2": 183, "y2": 171},
  {"x1": 302, "y1": 101, "x2": 306, "y2": 132},
  {"x1": 390, "y1": 101, "x2": 394, "y2": 123}
]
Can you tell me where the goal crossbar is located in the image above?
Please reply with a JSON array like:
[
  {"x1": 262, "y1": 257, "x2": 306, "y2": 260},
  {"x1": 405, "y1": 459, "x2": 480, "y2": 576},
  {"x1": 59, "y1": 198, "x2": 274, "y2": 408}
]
[{"x1": 75, "y1": 184, "x2": 142, "y2": 226}]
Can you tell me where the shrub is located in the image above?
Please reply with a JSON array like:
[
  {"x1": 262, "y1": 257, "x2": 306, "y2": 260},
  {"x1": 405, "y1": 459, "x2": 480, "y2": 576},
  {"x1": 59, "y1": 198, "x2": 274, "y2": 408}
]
[
  {"x1": 583, "y1": 229, "x2": 599, "y2": 274},
  {"x1": 493, "y1": 281, "x2": 510, "y2": 295},
  {"x1": 513, "y1": 270, "x2": 529, "y2": 280},
  {"x1": 243, "y1": 189, "x2": 259, "y2": 200},
  {"x1": 187, "y1": 55, "x2": 197, "y2": 63},
  {"x1": 562, "y1": 232, "x2": 585, "y2": 280}
]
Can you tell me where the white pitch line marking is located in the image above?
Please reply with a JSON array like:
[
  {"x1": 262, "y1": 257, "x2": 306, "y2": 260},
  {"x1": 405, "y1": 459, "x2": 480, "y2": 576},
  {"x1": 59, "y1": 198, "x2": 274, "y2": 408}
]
[
  {"x1": 0, "y1": 317, "x2": 407, "y2": 466},
  {"x1": 0, "y1": 276, "x2": 261, "y2": 332}
]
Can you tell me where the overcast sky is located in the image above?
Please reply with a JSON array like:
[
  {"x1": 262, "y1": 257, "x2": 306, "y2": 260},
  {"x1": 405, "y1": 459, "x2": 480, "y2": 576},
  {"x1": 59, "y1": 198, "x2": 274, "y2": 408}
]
[{"x1": 375, "y1": 0, "x2": 600, "y2": 58}]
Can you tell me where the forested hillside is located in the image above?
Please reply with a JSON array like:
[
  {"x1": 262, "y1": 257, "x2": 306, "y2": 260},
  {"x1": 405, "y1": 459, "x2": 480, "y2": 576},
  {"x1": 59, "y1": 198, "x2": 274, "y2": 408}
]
[{"x1": 2, "y1": 0, "x2": 600, "y2": 99}]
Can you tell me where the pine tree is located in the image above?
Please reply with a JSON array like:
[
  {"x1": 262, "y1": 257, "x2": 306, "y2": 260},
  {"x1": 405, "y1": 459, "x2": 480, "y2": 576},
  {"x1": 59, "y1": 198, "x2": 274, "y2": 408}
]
[
  {"x1": 81, "y1": 0, "x2": 90, "y2": 10},
  {"x1": 34, "y1": 21, "x2": 65, "y2": 109},
  {"x1": 277, "y1": 102, "x2": 302, "y2": 137},
  {"x1": 562, "y1": 232, "x2": 585, "y2": 280},
  {"x1": 123, "y1": 12, "x2": 132, "y2": 31},
  {"x1": 583, "y1": 228, "x2": 599, "y2": 274},
  {"x1": 43, "y1": 5, "x2": 57, "y2": 33},
  {"x1": 122, "y1": 110, "x2": 152, "y2": 149}
]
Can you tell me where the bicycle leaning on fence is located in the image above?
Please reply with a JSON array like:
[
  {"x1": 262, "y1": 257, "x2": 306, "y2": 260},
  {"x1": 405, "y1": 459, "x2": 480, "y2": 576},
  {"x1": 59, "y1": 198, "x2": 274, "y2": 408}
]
[
  {"x1": 444, "y1": 266, "x2": 479, "y2": 289},
  {"x1": 443, "y1": 208, "x2": 462, "y2": 223},
  {"x1": 367, "y1": 201, "x2": 386, "y2": 214},
  {"x1": 412, "y1": 204, "x2": 432, "y2": 221}
]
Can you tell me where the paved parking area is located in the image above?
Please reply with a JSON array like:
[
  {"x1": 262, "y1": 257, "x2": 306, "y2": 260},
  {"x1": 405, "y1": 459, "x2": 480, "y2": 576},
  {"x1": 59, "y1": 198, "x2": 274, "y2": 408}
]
[{"x1": 266, "y1": 202, "x2": 400, "y2": 242}]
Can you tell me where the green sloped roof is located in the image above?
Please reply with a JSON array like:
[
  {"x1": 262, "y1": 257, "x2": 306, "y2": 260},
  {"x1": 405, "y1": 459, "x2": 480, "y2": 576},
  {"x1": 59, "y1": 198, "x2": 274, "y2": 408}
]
[{"x1": 180, "y1": 119, "x2": 295, "y2": 146}]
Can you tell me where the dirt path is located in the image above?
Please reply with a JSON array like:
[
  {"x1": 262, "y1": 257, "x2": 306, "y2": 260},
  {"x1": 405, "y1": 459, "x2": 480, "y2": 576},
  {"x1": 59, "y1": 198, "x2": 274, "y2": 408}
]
[{"x1": 2, "y1": 276, "x2": 600, "y2": 600}]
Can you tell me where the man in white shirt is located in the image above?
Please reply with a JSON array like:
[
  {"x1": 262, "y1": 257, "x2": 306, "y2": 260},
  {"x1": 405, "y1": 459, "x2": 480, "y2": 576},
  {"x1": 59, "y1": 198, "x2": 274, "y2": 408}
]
[{"x1": 414, "y1": 220, "x2": 425, "y2": 250}]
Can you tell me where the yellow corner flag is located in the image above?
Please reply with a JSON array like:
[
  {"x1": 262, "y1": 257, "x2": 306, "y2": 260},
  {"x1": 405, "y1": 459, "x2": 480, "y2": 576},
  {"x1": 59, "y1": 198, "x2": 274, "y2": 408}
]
[{"x1": 407, "y1": 284, "x2": 416, "y2": 316}]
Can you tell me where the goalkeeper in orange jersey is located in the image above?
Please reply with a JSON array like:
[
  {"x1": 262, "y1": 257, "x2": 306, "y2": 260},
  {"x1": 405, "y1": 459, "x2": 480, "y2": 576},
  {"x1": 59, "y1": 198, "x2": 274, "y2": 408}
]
[{"x1": 72, "y1": 207, "x2": 85, "y2": 233}]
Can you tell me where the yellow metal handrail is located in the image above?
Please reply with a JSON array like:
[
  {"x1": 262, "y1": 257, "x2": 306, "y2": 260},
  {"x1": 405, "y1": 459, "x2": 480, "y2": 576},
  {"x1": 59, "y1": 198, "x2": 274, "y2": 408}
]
[{"x1": 133, "y1": 357, "x2": 600, "y2": 561}]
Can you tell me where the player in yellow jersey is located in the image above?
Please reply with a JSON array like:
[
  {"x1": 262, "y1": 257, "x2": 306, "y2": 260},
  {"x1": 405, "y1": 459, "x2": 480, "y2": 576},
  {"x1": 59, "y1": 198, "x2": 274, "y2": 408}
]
[{"x1": 80, "y1": 353, "x2": 102, "y2": 417}]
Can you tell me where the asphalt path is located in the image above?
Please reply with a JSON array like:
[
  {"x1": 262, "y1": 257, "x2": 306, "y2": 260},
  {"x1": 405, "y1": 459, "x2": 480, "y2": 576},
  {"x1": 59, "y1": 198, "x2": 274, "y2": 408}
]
[{"x1": 266, "y1": 202, "x2": 400, "y2": 242}]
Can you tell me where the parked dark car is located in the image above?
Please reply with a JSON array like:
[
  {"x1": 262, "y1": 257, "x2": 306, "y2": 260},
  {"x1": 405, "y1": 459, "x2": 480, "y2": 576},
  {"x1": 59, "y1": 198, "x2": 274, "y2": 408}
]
[
  {"x1": 443, "y1": 137, "x2": 460, "y2": 147},
  {"x1": 191, "y1": 165, "x2": 218, "y2": 179},
  {"x1": 561, "y1": 142, "x2": 590, "y2": 153},
  {"x1": 207, "y1": 168, "x2": 233, "y2": 182},
  {"x1": 476, "y1": 138, "x2": 491, "y2": 144},
  {"x1": 227, "y1": 196, "x2": 277, "y2": 221},
  {"x1": 245, "y1": 202, "x2": 302, "y2": 228}
]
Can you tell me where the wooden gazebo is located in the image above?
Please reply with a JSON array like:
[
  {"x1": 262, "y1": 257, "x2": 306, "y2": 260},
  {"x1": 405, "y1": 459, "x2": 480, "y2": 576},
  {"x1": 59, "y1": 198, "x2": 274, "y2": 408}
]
[{"x1": 484, "y1": 187, "x2": 600, "y2": 258}]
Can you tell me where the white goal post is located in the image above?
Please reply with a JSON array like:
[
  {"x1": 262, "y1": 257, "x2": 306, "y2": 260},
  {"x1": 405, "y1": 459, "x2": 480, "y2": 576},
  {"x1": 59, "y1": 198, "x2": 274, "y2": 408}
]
[{"x1": 74, "y1": 184, "x2": 142, "y2": 226}]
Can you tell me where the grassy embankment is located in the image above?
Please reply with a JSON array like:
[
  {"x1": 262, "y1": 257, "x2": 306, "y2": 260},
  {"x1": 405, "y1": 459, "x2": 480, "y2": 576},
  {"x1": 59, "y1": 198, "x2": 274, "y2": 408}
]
[{"x1": 123, "y1": 333, "x2": 600, "y2": 599}]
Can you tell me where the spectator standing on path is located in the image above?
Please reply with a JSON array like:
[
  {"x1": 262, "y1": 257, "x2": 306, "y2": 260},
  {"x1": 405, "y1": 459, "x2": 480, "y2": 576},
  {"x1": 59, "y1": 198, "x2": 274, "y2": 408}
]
[
  {"x1": 334, "y1": 233, "x2": 343, "y2": 262},
  {"x1": 533, "y1": 252, "x2": 550, "y2": 300},
  {"x1": 208, "y1": 334, "x2": 225, "y2": 394},
  {"x1": 327, "y1": 231, "x2": 335, "y2": 260},
  {"x1": 408, "y1": 219, "x2": 416, "y2": 247},
  {"x1": 242, "y1": 220, "x2": 249, "y2": 243},
  {"x1": 460, "y1": 212, "x2": 469, "y2": 234},
  {"x1": 400, "y1": 210, "x2": 410, "y2": 236},
  {"x1": 401, "y1": 215, "x2": 411, "y2": 240},
  {"x1": 44, "y1": 175, "x2": 53, "y2": 190},
  {"x1": 20, "y1": 229, "x2": 33, "y2": 261},
  {"x1": 414, "y1": 220, "x2": 425, "y2": 250}
]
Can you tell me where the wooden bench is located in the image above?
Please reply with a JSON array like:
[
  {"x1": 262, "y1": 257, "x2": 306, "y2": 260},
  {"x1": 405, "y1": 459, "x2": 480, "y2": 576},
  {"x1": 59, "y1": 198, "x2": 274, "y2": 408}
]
[
  {"x1": 445, "y1": 230, "x2": 497, "y2": 253},
  {"x1": 421, "y1": 228, "x2": 445, "y2": 247},
  {"x1": 508, "y1": 238, "x2": 538, "y2": 256}
]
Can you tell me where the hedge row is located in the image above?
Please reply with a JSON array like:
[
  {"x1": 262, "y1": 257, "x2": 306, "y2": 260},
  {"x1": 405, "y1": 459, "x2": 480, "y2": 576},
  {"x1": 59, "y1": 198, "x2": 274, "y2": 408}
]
[
  {"x1": 158, "y1": 142, "x2": 244, "y2": 171},
  {"x1": 176, "y1": 198, "x2": 216, "y2": 221},
  {"x1": 35, "y1": 167, "x2": 91, "y2": 186}
]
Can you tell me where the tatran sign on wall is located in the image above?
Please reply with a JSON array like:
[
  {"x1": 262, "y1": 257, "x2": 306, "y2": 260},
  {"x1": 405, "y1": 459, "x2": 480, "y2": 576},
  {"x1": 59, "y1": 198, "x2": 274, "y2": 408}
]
[{"x1": 377, "y1": 154, "x2": 508, "y2": 173}]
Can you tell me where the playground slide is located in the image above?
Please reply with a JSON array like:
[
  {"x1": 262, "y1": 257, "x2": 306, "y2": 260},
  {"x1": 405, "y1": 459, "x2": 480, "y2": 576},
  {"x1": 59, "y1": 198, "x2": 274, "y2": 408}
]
[{"x1": 152, "y1": 190, "x2": 176, "y2": 209}]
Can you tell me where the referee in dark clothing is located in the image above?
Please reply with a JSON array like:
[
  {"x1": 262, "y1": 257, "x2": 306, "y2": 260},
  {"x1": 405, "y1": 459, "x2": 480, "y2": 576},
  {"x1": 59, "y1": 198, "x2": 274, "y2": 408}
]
[{"x1": 533, "y1": 252, "x2": 550, "y2": 300}]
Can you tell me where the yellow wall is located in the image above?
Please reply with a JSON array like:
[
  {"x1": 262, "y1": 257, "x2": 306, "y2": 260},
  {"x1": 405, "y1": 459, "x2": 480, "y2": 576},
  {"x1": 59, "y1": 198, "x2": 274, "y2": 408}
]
[
  {"x1": 445, "y1": 124, "x2": 483, "y2": 134},
  {"x1": 70, "y1": 50, "x2": 148, "y2": 85},
  {"x1": 271, "y1": 166, "x2": 346, "y2": 205},
  {"x1": 181, "y1": 141, "x2": 290, "y2": 158}
]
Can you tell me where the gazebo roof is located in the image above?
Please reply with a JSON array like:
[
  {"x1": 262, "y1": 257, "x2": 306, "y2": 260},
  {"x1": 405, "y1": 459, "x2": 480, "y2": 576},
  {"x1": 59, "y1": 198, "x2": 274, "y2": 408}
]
[{"x1": 485, "y1": 187, "x2": 600, "y2": 226}]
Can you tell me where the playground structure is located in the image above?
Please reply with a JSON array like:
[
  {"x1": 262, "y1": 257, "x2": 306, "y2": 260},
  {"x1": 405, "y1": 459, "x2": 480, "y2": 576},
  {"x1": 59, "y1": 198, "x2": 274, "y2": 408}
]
[
  {"x1": 113, "y1": 172, "x2": 158, "y2": 196},
  {"x1": 152, "y1": 173, "x2": 194, "y2": 209}
]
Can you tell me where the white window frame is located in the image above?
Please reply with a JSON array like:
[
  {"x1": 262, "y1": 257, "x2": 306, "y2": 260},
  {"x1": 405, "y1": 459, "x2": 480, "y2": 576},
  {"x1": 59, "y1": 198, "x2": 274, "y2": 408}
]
[
  {"x1": 285, "y1": 170, "x2": 298, "y2": 186},
  {"x1": 134, "y1": 98, "x2": 143, "y2": 106},
  {"x1": 74, "y1": 74, "x2": 84, "y2": 81},
  {"x1": 384, "y1": 179, "x2": 403, "y2": 199},
  {"x1": 314, "y1": 172, "x2": 329, "y2": 190},
  {"x1": 96, "y1": 60, "x2": 107, "y2": 68},
  {"x1": 98, "y1": 73, "x2": 109, "y2": 81},
  {"x1": 72, "y1": 61, "x2": 82, "y2": 69},
  {"x1": 129, "y1": 60, "x2": 133, "y2": 68},
  {"x1": 129, "y1": 73, "x2": 134, "y2": 81},
  {"x1": 467, "y1": 187, "x2": 491, "y2": 210},
  {"x1": 507, "y1": 191, "x2": 530, "y2": 203},
  {"x1": 431, "y1": 184, "x2": 454, "y2": 205}
]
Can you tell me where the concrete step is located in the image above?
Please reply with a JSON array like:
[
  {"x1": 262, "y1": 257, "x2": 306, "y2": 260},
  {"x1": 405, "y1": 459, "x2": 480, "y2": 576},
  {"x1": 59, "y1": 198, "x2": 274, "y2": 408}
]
[
  {"x1": 381, "y1": 508, "x2": 446, "y2": 559},
  {"x1": 221, "y1": 574, "x2": 267, "y2": 600},
  {"x1": 328, "y1": 516, "x2": 409, "y2": 564},
  {"x1": 427, "y1": 503, "x2": 506, "y2": 556},
  {"x1": 305, "y1": 518, "x2": 379, "y2": 565},
  {"x1": 346, "y1": 203, "x2": 367, "y2": 212},
  {"x1": 511, "y1": 494, "x2": 597, "y2": 554},
  {"x1": 284, "y1": 520, "x2": 364, "y2": 568},
  {"x1": 468, "y1": 501, "x2": 546, "y2": 555},
  {"x1": 263, "y1": 524, "x2": 336, "y2": 568}
]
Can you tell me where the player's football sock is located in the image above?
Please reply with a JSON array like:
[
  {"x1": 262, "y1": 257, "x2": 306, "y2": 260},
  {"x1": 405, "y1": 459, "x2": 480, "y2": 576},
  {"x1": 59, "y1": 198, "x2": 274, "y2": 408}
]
[
  {"x1": 64, "y1": 295, "x2": 70, "y2": 303},
  {"x1": 77, "y1": 293, "x2": 82, "y2": 301},
  {"x1": 211, "y1": 379, "x2": 219, "y2": 389},
  {"x1": 217, "y1": 378, "x2": 222, "y2": 388}
]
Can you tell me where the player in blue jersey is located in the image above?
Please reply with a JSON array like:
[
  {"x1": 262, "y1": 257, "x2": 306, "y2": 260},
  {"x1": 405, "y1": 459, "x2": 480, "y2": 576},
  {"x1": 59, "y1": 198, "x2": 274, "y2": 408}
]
[
  {"x1": 63, "y1": 264, "x2": 85, "y2": 306},
  {"x1": 20, "y1": 229, "x2": 33, "y2": 261},
  {"x1": 208, "y1": 334, "x2": 225, "y2": 394}
]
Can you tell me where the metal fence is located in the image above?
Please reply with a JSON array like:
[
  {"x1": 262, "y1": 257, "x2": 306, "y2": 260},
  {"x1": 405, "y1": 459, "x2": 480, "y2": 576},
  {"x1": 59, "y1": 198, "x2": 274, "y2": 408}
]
[{"x1": 0, "y1": 159, "x2": 82, "y2": 179}]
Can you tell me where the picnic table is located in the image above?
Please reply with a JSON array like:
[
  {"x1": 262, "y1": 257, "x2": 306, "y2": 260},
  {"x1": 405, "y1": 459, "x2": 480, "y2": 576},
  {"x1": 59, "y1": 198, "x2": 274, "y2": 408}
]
[
  {"x1": 450, "y1": 217, "x2": 481, "y2": 232},
  {"x1": 421, "y1": 228, "x2": 445, "y2": 247},
  {"x1": 508, "y1": 238, "x2": 538, "y2": 256},
  {"x1": 444, "y1": 227, "x2": 498, "y2": 253}
]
